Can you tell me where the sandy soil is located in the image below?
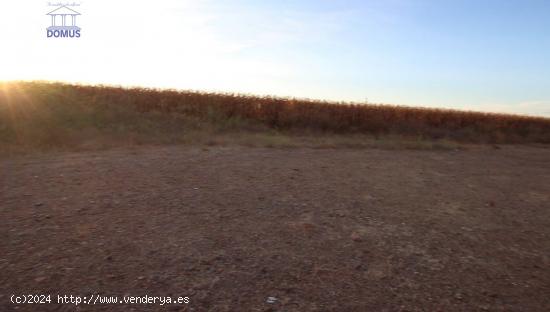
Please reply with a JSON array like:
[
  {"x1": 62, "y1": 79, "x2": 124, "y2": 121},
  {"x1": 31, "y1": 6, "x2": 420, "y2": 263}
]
[{"x1": 1, "y1": 145, "x2": 549, "y2": 311}]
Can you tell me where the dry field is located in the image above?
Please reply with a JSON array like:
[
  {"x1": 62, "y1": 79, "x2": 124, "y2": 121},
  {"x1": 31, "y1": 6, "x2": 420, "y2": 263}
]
[
  {"x1": 2, "y1": 82, "x2": 550, "y2": 152},
  {"x1": 2, "y1": 145, "x2": 549, "y2": 311}
]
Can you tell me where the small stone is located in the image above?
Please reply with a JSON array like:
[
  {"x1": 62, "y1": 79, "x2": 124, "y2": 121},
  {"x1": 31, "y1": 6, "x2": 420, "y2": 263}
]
[
  {"x1": 34, "y1": 203, "x2": 44, "y2": 207},
  {"x1": 35, "y1": 277, "x2": 46, "y2": 282},
  {"x1": 266, "y1": 296, "x2": 278, "y2": 304},
  {"x1": 351, "y1": 232, "x2": 362, "y2": 242},
  {"x1": 137, "y1": 276, "x2": 145, "y2": 280},
  {"x1": 454, "y1": 293, "x2": 463, "y2": 300}
]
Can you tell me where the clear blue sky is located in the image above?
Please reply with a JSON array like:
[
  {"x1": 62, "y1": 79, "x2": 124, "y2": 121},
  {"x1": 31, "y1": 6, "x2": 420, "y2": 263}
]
[
  {"x1": 222, "y1": 0, "x2": 550, "y2": 116},
  {"x1": 2, "y1": 0, "x2": 550, "y2": 116}
]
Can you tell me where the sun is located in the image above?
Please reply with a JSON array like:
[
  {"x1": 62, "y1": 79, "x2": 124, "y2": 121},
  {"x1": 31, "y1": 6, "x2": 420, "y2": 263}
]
[{"x1": 0, "y1": 60, "x2": 26, "y2": 82}]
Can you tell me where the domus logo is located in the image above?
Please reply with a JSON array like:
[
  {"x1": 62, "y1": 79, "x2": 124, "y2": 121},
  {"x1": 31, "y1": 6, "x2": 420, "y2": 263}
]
[{"x1": 46, "y1": 4, "x2": 81, "y2": 38}]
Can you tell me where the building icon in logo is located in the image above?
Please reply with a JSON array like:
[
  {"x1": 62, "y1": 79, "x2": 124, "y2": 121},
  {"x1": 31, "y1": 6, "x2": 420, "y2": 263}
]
[{"x1": 46, "y1": 5, "x2": 81, "y2": 37}]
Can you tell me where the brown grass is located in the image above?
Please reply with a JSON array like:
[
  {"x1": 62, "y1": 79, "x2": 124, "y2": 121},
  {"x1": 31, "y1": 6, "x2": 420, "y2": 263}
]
[{"x1": 0, "y1": 81, "x2": 549, "y2": 153}]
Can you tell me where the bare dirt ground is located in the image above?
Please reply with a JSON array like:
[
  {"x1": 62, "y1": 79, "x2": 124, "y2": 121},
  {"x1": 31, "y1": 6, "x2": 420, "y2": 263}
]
[{"x1": 1, "y1": 145, "x2": 549, "y2": 311}]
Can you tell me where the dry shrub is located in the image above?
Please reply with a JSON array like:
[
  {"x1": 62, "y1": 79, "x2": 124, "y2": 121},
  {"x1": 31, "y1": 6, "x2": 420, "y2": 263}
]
[{"x1": 1, "y1": 81, "x2": 549, "y2": 145}]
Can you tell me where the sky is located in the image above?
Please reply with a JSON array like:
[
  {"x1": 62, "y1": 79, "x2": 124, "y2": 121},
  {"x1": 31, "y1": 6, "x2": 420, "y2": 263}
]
[{"x1": 1, "y1": 0, "x2": 549, "y2": 117}]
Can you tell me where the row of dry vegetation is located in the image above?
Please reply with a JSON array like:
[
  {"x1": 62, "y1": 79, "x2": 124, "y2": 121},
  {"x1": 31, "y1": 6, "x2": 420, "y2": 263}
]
[{"x1": 1, "y1": 81, "x2": 549, "y2": 152}]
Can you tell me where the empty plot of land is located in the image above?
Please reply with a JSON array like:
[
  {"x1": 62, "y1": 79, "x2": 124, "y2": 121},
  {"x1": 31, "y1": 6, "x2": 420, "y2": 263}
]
[{"x1": 1, "y1": 146, "x2": 549, "y2": 311}]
